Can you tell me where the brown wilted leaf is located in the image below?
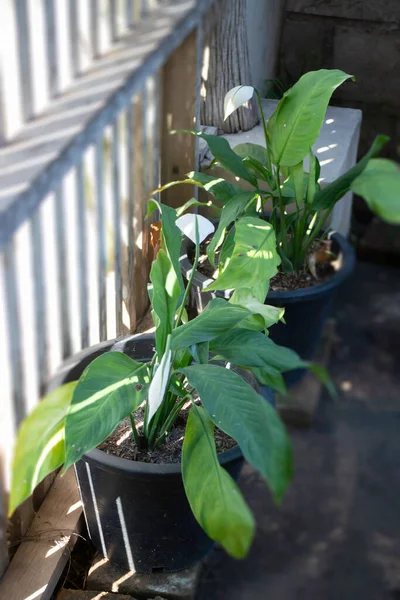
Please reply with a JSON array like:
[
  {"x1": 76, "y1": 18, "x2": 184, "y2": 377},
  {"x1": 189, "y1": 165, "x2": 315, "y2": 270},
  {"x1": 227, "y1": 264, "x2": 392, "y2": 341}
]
[
  {"x1": 309, "y1": 240, "x2": 335, "y2": 280},
  {"x1": 150, "y1": 221, "x2": 162, "y2": 257}
]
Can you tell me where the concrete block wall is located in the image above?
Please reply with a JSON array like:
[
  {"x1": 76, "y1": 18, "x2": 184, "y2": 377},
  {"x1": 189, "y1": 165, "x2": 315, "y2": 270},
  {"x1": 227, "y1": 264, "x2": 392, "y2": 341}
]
[{"x1": 278, "y1": 0, "x2": 400, "y2": 162}]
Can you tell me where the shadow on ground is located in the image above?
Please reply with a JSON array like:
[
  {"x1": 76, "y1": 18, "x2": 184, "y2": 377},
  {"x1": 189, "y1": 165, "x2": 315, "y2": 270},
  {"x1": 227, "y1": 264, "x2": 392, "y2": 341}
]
[{"x1": 197, "y1": 262, "x2": 400, "y2": 600}]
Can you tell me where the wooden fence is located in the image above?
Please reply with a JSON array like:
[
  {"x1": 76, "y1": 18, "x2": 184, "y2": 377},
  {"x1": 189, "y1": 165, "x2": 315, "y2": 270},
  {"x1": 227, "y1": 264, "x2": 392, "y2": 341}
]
[{"x1": 0, "y1": 0, "x2": 215, "y2": 578}]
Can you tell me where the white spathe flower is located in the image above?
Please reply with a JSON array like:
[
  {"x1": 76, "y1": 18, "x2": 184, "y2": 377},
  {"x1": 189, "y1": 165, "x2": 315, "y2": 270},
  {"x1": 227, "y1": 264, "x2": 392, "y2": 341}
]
[
  {"x1": 147, "y1": 349, "x2": 172, "y2": 423},
  {"x1": 176, "y1": 213, "x2": 215, "y2": 244},
  {"x1": 224, "y1": 85, "x2": 255, "y2": 121}
]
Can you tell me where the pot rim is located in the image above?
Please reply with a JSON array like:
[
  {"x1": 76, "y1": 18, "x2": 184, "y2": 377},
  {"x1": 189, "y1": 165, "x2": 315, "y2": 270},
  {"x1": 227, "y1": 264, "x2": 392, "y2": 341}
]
[
  {"x1": 180, "y1": 230, "x2": 356, "y2": 303},
  {"x1": 49, "y1": 332, "x2": 243, "y2": 477}
]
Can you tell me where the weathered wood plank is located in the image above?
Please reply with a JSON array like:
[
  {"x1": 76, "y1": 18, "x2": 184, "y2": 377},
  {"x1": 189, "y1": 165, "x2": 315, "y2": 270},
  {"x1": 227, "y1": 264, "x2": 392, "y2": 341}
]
[
  {"x1": 0, "y1": 0, "x2": 217, "y2": 250},
  {"x1": 160, "y1": 27, "x2": 200, "y2": 208},
  {"x1": 0, "y1": 469, "x2": 82, "y2": 600},
  {"x1": 112, "y1": 120, "x2": 123, "y2": 336}
]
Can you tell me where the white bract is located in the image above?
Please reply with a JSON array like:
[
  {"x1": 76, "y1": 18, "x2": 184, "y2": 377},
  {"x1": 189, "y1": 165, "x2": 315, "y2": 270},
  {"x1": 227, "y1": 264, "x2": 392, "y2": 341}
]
[
  {"x1": 176, "y1": 214, "x2": 215, "y2": 244},
  {"x1": 224, "y1": 85, "x2": 254, "y2": 121},
  {"x1": 147, "y1": 348, "x2": 172, "y2": 422}
]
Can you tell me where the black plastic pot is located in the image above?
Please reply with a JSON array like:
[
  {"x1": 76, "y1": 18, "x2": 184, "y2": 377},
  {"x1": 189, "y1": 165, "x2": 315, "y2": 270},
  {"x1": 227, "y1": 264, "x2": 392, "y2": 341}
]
[
  {"x1": 181, "y1": 232, "x2": 356, "y2": 385},
  {"x1": 48, "y1": 333, "x2": 270, "y2": 572}
]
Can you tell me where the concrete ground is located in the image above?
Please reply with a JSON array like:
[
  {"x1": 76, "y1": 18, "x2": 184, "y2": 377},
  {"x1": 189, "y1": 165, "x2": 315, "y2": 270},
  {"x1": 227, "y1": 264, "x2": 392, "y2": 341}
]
[{"x1": 197, "y1": 261, "x2": 400, "y2": 600}]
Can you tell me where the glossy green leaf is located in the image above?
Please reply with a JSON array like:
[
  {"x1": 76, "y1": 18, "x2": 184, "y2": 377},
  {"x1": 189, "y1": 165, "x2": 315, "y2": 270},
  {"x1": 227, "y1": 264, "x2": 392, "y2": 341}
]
[
  {"x1": 64, "y1": 353, "x2": 150, "y2": 470},
  {"x1": 233, "y1": 143, "x2": 270, "y2": 180},
  {"x1": 251, "y1": 366, "x2": 287, "y2": 396},
  {"x1": 229, "y1": 287, "x2": 284, "y2": 330},
  {"x1": 194, "y1": 133, "x2": 258, "y2": 186},
  {"x1": 207, "y1": 192, "x2": 256, "y2": 267},
  {"x1": 187, "y1": 171, "x2": 243, "y2": 204},
  {"x1": 205, "y1": 217, "x2": 280, "y2": 291},
  {"x1": 209, "y1": 328, "x2": 307, "y2": 372},
  {"x1": 181, "y1": 365, "x2": 293, "y2": 502},
  {"x1": 189, "y1": 341, "x2": 209, "y2": 364},
  {"x1": 171, "y1": 299, "x2": 250, "y2": 350},
  {"x1": 182, "y1": 405, "x2": 255, "y2": 558},
  {"x1": 350, "y1": 158, "x2": 400, "y2": 224},
  {"x1": 306, "y1": 151, "x2": 320, "y2": 204},
  {"x1": 312, "y1": 135, "x2": 388, "y2": 211},
  {"x1": 176, "y1": 198, "x2": 214, "y2": 217},
  {"x1": 290, "y1": 161, "x2": 305, "y2": 208},
  {"x1": 147, "y1": 199, "x2": 184, "y2": 293},
  {"x1": 9, "y1": 382, "x2": 77, "y2": 516},
  {"x1": 150, "y1": 249, "x2": 180, "y2": 356},
  {"x1": 267, "y1": 69, "x2": 354, "y2": 166},
  {"x1": 218, "y1": 227, "x2": 236, "y2": 272}
]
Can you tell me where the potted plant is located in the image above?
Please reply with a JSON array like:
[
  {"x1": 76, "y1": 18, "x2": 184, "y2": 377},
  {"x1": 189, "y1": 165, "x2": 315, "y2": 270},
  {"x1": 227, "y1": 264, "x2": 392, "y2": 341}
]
[
  {"x1": 8, "y1": 201, "x2": 328, "y2": 572},
  {"x1": 161, "y1": 69, "x2": 400, "y2": 384}
]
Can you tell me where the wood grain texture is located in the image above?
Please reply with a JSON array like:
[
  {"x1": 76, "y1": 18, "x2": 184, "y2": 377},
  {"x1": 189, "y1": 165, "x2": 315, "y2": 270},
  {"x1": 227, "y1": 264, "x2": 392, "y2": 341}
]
[
  {"x1": 200, "y1": 0, "x2": 258, "y2": 133},
  {"x1": 161, "y1": 28, "x2": 200, "y2": 208},
  {"x1": 0, "y1": 469, "x2": 82, "y2": 600}
]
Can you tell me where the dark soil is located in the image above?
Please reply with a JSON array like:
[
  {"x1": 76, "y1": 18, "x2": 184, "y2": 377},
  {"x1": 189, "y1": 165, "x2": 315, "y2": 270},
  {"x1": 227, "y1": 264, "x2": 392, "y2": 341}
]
[
  {"x1": 189, "y1": 237, "x2": 338, "y2": 292},
  {"x1": 98, "y1": 404, "x2": 236, "y2": 464}
]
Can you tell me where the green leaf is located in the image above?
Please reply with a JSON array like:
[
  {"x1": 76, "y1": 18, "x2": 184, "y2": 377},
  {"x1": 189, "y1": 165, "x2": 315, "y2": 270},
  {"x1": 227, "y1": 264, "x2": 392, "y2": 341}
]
[
  {"x1": 209, "y1": 328, "x2": 307, "y2": 372},
  {"x1": 290, "y1": 161, "x2": 305, "y2": 208},
  {"x1": 171, "y1": 299, "x2": 250, "y2": 350},
  {"x1": 311, "y1": 135, "x2": 389, "y2": 211},
  {"x1": 150, "y1": 249, "x2": 181, "y2": 356},
  {"x1": 205, "y1": 217, "x2": 281, "y2": 291},
  {"x1": 306, "y1": 151, "x2": 320, "y2": 204},
  {"x1": 181, "y1": 365, "x2": 293, "y2": 503},
  {"x1": 218, "y1": 226, "x2": 236, "y2": 272},
  {"x1": 251, "y1": 366, "x2": 287, "y2": 395},
  {"x1": 176, "y1": 198, "x2": 215, "y2": 217},
  {"x1": 187, "y1": 171, "x2": 243, "y2": 204},
  {"x1": 207, "y1": 192, "x2": 257, "y2": 267},
  {"x1": 350, "y1": 158, "x2": 400, "y2": 224},
  {"x1": 229, "y1": 287, "x2": 284, "y2": 330},
  {"x1": 9, "y1": 382, "x2": 77, "y2": 516},
  {"x1": 193, "y1": 133, "x2": 258, "y2": 186},
  {"x1": 147, "y1": 199, "x2": 184, "y2": 293},
  {"x1": 267, "y1": 69, "x2": 354, "y2": 167},
  {"x1": 182, "y1": 406, "x2": 255, "y2": 558},
  {"x1": 190, "y1": 341, "x2": 209, "y2": 364},
  {"x1": 233, "y1": 142, "x2": 269, "y2": 166},
  {"x1": 64, "y1": 353, "x2": 150, "y2": 470},
  {"x1": 307, "y1": 363, "x2": 336, "y2": 398}
]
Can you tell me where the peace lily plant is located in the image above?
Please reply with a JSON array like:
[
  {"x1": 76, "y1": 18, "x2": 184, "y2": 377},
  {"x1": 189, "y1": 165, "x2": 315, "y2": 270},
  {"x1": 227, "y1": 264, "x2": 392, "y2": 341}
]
[
  {"x1": 160, "y1": 69, "x2": 400, "y2": 276},
  {"x1": 9, "y1": 198, "x2": 331, "y2": 559}
]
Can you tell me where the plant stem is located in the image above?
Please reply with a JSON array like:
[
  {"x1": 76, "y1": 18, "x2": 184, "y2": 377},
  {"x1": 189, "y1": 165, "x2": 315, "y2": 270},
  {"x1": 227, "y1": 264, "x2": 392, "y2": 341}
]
[
  {"x1": 254, "y1": 88, "x2": 272, "y2": 174},
  {"x1": 302, "y1": 207, "x2": 333, "y2": 257},
  {"x1": 275, "y1": 167, "x2": 288, "y2": 257},
  {"x1": 154, "y1": 395, "x2": 190, "y2": 449},
  {"x1": 129, "y1": 413, "x2": 141, "y2": 447}
]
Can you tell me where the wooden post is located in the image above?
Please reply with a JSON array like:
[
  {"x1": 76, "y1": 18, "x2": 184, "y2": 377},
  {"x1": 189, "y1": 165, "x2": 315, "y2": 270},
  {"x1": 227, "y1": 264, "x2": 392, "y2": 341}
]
[
  {"x1": 160, "y1": 28, "x2": 201, "y2": 208},
  {"x1": 201, "y1": 0, "x2": 258, "y2": 133}
]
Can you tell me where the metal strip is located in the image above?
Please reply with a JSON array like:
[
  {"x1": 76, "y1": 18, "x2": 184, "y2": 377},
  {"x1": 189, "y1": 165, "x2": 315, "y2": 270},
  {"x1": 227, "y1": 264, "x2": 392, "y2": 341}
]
[
  {"x1": 69, "y1": 0, "x2": 80, "y2": 78},
  {"x1": 43, "y1": 0, "x2": 59, "y2": 98},
  {"x1": 109, "y1": 0, "x2": 118, "y2": 43},
  {"x1": 126, "y1": 103, "x2": 135, "y2": 330},
  {"x1": 95, "y1": 139, "x2": 107, "y2": 341},
  {"x1": 30, "y1": 209, "x2": 48, "y2": 395},
  {"x1": 2, "y1": 242, "x2": 26, "y2": 425},
  {"x1": 55, "y1": 186, "x2": 72, "y2": 359},
  {"x1": 112, "y1": 120, "x2": 123, "y2": 336},
  {"x1": 126, "y1": 0, "x2": 133, "y2": 28},
  {"x1": 15, "y1": 0, "x2": 34, "y2": 121},
  {"x1": 1, "y1": 0, "x2": 217, "y2": 249},
  {"x1": 90, "y1": 0, "x2": 100, "y2": 59},
  {"x1": 76, "y1": 162, "x2": 89, "y2": 348}
]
